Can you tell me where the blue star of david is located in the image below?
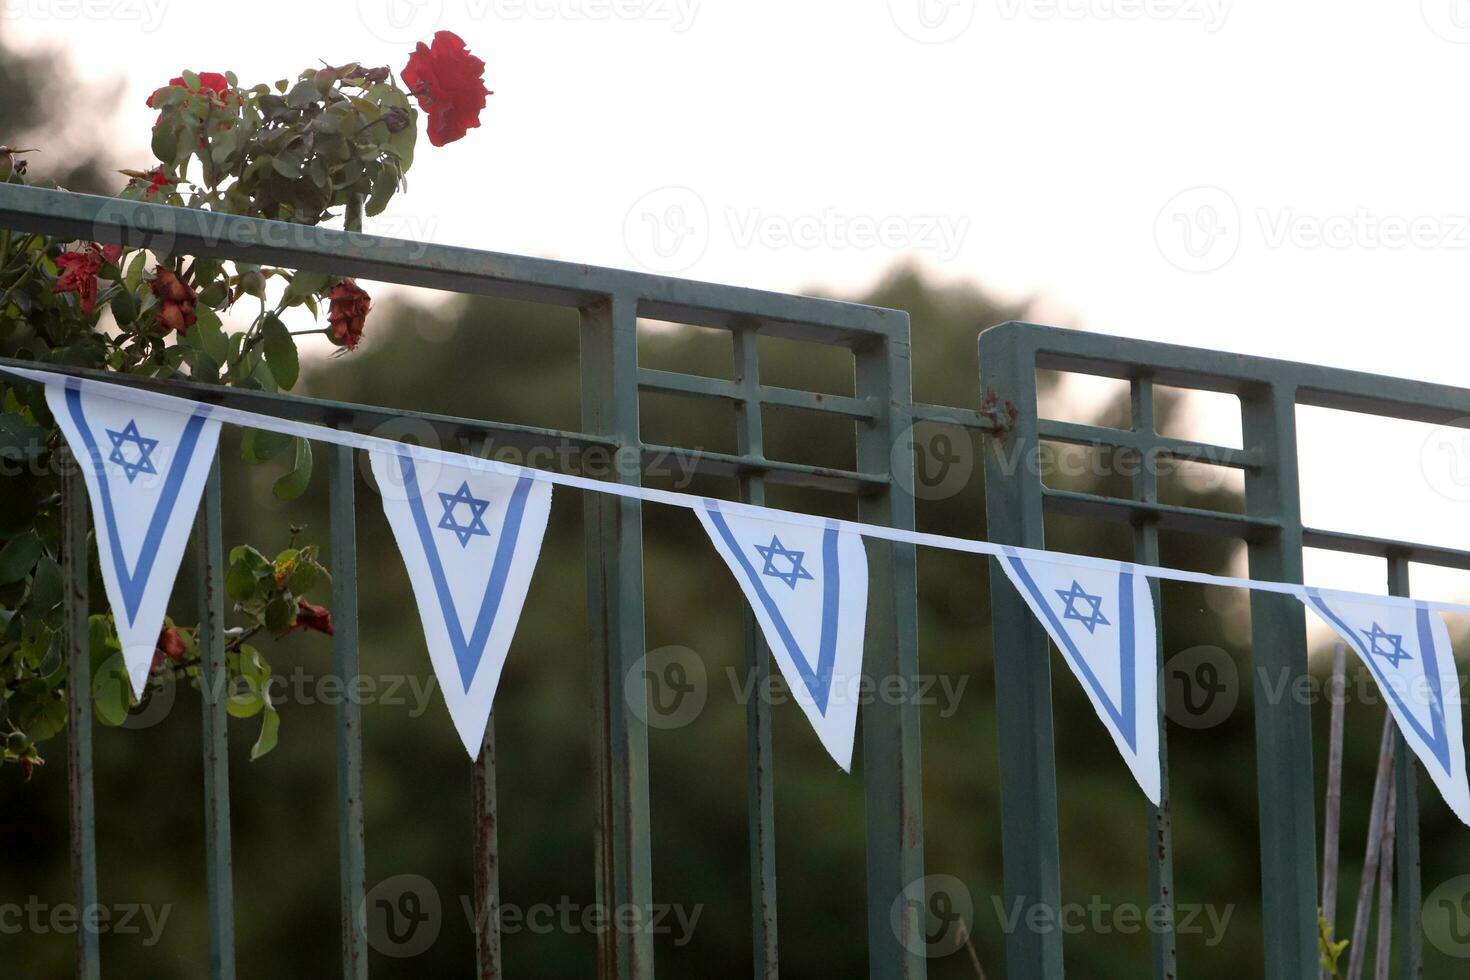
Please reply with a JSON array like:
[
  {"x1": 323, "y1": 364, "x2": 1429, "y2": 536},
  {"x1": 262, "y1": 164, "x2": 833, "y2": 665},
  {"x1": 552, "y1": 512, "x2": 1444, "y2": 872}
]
[
  {"x1": 105, "y1": 419, "x2": 159, "y2": 483},
  {"x1": 1362, "y1": 621, "x2": 1412, "y2": 668},
  {"x1": 437, "y1": 481, "x2": 491, "y2": 547},
  {"x1": 754, "y1": 535, "x2": 815, "y2": 590},
  {"x1": 1055, "y1": 580, "x2": 1110, "y2": 634}
]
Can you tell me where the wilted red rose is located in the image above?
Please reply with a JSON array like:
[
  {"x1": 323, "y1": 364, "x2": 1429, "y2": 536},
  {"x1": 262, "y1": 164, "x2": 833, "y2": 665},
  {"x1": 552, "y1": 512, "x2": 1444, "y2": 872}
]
[
  {"x1": 400, "y1": 31, "x2": 490, "y2": 147},
  {"x1": 326, "y1": 279, "x2": 371, "y2": 350},
  {"x1": 151, "y1": 625, "x2": 188, "y2": 671},
  {"x1": 53, "y1": 245, "x2": 103, "y2": 314},
  {"x1": 146, "y1": 71, "x2": 231, "y2": 109},
  {"x1": 293, "y1": 598, "x2": 334, "y2": 637},
  {"x1": 148, "y1": 267, "x2": 197, "y2": 336}
]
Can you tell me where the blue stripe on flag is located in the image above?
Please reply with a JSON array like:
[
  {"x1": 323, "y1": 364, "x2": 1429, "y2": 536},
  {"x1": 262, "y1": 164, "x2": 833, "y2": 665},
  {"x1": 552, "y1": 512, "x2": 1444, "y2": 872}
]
[
  {"x1": 1004, "y1": 551, "x2": 1137, "y2": 751},
  {"x1": 704, "y1": 501, "x2": 840, "y2": 714},
  {"x1": 65, "y1": 380, "x2": 208, "y2": 625},
  {"x1": 399, "y1": 453, "x2": 534, "y2": 690},
  {"x1": 1308, "y1": 590, "x2": 1451, "y2": 774}
]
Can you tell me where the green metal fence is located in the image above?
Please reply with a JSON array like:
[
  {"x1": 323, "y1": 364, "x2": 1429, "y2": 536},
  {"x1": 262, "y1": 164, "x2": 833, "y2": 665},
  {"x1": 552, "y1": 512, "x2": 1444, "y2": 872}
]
[
  {"x1": 0, "y1": 183, "x2": 926, "y2": 979},
  {"x1": 4, "y1": 183, "x2": 1458, "y2": 978},
  {"x1": 975, "y1": 319, "x2": 1460, "y2": 979}
]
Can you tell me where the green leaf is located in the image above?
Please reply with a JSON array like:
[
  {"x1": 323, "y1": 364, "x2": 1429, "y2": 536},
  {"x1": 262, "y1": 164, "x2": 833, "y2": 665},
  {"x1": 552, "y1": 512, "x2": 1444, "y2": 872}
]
[
  {"x1": 285, "y1": 77, "x2": 319, "y2": 109},
  {"x1": 109, "y1": 288, "x2": 137, "y2": 326},
  {"x1": 241, "y1": 428, "x2": 294, "y2": 465},
  {"x1": 226, "y1": 556, "x2": 260, "y2": 602},
  {"x1": 193, "y1": 306, "x2": 229, "y2": 363},
  {"x1": 91, "y1": 653, "x2": 132, "y2": 727},
  {"x1": 250, "y1": 703, "x2": 280, "y2": 760},
  {"x1": 27, "y1": 556, "x2": 61, "y2": 613},
  {"x1": 260, "y1": 313, "x2": 299, "y2": 390},
  {"x1": 263, "y1": 595, "x2": 293, "y2": 634},
  {"x1": 124, "y1": 250, "x2": 147, "y2": 292},
  {"x1": 273, "y1": 437, "x2": 313, "y2": 500},
  {"x1": 151, "y1": 124, "x2": 179, "y2": 167},
  {"x1": 0, "y1": 531, "x2": 43, "y2": 585}
]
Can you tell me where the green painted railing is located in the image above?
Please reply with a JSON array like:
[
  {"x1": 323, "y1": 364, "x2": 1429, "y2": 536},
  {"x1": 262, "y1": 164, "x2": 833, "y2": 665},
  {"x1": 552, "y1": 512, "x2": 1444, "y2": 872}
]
[
  {"x1": 976, "y1": 320, "x2": 1450, "y2": 979},
  {"x1": 5, "y1": 182, "x2": 1451, "y2": 977},
  {"x1": 0, "y1": 183, "x2": 925, "y2": 979}
]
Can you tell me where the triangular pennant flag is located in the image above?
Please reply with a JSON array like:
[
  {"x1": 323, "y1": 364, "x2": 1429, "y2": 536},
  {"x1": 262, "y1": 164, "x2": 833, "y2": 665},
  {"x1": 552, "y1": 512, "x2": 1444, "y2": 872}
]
[
  {"x1": 369, "y1": 450, "x2": 552, "y2": 759},
  {"x1": 1301, "y1": 589, "x2": 1470, "y2": 824},
  {"x1": 694, "y1": 499, "x2": 868, "y2": 771},
  {"x1": 996, "y1": 547, "x2": 1161, "y2": 804},
  {"x1": 46, "y1": 377, "x2": 222, "y2": 698}
]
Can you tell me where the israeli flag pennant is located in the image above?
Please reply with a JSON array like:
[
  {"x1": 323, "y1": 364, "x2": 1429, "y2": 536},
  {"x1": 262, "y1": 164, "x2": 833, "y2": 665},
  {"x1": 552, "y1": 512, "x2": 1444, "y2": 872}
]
[
  {"x1": 1300, "y1": 590, "x2": 1470, "y2": 824},
  {"x1": 996, "y1": 548, "x2": 1161, "y2": 804},
  {"x1": 46, "y1": 377, "x2": 222, "y2": 699},
  {"x1": 693, "y1": 500, "x2": 868, "y2": 771},
  {"x1": 369, "y1": 450, "x2": 552, "y2": 759}
]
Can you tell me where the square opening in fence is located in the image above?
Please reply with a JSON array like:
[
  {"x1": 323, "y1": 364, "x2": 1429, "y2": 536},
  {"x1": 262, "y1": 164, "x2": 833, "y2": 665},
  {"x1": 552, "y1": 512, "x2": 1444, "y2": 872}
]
[
  {"x1": 1035, "y1": 369, "x2": 1131, "y2": 430},
  {"x1": 1152, "y1": 384, "x2": 1242, "y2": 450},
  {"x1": 636, "y1": 317, "x2": 735, "y2": 381}
]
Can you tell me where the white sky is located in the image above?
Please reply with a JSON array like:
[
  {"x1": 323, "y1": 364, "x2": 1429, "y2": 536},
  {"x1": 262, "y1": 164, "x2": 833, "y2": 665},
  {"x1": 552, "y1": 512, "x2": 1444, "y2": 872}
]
[{"x1": 10, "y1": 0, "x2": 1470, "y2": 611}]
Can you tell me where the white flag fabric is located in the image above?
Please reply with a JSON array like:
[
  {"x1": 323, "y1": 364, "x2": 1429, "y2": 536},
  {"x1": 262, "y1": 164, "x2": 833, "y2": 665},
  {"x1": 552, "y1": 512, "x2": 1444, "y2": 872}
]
[
  {"x1": 694, "y1": 499, "x2": 868, "y2": 771},
  {"x1": 1300, "y1": 589, "x2": 1470, "y2": 824},
  {"x1": 47, "y1": 377, "x2": 222, "y2": 698},
  {"x1": 369, "y1": 449, "x2": 552, "y2": 759},
  {"x1": 996, "y1": 547, "x2": 1161, "y2": 804}
]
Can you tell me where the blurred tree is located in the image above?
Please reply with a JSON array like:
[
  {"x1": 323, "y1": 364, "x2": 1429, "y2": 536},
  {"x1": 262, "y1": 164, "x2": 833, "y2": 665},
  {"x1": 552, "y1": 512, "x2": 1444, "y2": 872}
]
[{"x1": 0, "y1": 22, "x2": 119, "y2": 194}]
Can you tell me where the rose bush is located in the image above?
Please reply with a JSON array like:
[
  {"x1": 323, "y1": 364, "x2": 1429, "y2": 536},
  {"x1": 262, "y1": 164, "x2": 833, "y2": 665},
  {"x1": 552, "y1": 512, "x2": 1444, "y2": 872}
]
[{"x1": 0, "y1": 33, "x2": 491, "y2": 777}]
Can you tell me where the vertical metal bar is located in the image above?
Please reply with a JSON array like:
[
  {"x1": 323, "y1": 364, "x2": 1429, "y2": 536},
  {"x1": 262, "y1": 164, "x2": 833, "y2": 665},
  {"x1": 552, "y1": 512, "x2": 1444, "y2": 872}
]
[
  {"x1": 733, "y1": 323, "x2": 778, "y2": 979},
  {"x1": 61, "y1": 445, "x2": 100, "y2": 980},
  {"x1": 579, "y1": 293, "x2": 654, "y2": 979},
  {"x1": 1240, "y1": 382, "x2": 1318, "y2": 979},
  {"x1": 1385, "y1": 555, "x2": 1422, "y2": 980},
  {"x1": 1129, "y1": 378, "x2": 1177, "y2": 979},
  {"x1": 857, "y1": 329, "x2": 926, "y2": 980},
  {"x1": 978, "y1": 325, "x2": 1062, "y2": 980},
  {"x1": 196, "y1": 454, "x2": 236, "y2": 979},
  {"x1": 473, "y1": 719, "x2": 502, "y2": 978},
  {"x1": 328, "y1": 444, "x2": 368, "y2": 979}
]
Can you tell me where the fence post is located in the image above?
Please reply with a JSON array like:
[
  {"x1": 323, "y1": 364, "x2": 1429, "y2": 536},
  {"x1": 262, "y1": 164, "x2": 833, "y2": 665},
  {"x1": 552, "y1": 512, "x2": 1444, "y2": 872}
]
[
  {"x1": 856, "y1": 331, "x2": 927, "y2": 979},
  {"x1": 580, "y1": 293, "x2": 654, "y2": 979},
  {"x1": 732, "y1": 323, "x2": 779, "y2": 978},
  {"x1": 328, "y1": 444, "x2": 368, "y2": 978},
  {"x1": 61, "y1": 445, "x2": 101, "y2": 980},
  {"x1": 1386, "y1": 554, "x2": 1422, "y2": 979},
  {"x1": 195, "y1": 453, "x2": 237, "y2": 979},
  {"x1": 977, "y1": 323, "x2": 1063, "y2": 980},
  {"x1": 1240, "y1": 382, "x2": 1318, "y2": 979}
]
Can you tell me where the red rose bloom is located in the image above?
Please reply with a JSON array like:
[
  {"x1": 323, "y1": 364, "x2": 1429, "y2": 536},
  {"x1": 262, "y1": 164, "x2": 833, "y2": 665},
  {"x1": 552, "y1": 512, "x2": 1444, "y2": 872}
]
[
  {"x1": 326, "y1": 279, "x2": 371, "y2": 349},
  {"x1": 53, "y1": 245, "x2": 103, "y2": 314},
  {"x1": 400, "y1": 31, "x2": 490, "y2": 147},
  {"x1": 146, "y1": 71, "x2": 231, "y2": 109},
  {"x1": 148, "y1": 267, "x2": 197, "y2": 336},
  {"x1": 292, "y1": 599, "x2": 334, "y2": 637}
]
